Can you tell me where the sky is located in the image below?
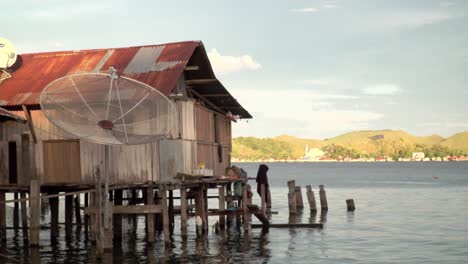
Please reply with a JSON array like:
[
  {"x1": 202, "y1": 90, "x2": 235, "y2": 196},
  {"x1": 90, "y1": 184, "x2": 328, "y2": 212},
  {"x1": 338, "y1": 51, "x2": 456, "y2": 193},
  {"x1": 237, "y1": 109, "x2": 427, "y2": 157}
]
[{"x1": 1, "y1": 0, "x2": 467, "y2": 139}]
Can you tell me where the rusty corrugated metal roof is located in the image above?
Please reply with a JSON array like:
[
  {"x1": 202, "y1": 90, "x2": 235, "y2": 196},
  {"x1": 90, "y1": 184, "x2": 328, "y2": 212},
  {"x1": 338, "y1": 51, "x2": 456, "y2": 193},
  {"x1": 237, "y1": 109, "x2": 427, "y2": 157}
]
[
  {"x1": 0, "y1": 106, "x2": 26, "y2": 122},
  {"x1": 0, "y1": 40, "x2": 252, "y2": 119},
  {"x1": 0, "y1": 41, "x2": 200, "y2": 107}
]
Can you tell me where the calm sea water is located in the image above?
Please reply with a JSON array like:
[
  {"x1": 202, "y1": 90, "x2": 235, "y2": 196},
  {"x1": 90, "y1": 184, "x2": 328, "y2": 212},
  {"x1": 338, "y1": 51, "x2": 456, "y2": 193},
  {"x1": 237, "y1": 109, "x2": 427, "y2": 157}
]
[{"x1": 1, "y1": 162, "x2": 467, "y2": 263}]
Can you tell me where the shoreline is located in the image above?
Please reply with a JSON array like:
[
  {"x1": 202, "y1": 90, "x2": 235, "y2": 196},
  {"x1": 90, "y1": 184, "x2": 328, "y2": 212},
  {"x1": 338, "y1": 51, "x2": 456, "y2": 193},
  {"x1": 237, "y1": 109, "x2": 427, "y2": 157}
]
[{"x1": 232, "y1": 159, "x2": 468, "y2": 163}]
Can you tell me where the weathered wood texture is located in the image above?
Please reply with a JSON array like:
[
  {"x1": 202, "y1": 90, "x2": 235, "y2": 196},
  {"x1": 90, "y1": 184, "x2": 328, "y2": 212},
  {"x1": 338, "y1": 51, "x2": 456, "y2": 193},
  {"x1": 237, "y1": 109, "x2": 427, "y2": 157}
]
[
  {"x1": 346, "y1": 199, "x2": 356, "y2": 211},
  {"x1": 29, "y1": 179, "x2": 40, "y2": 246},
  {"x1": 287, "y1": 180, "x2": 297, "y2": 214},
  {"x1": 295, "y1": 186, "x2": 304, "y2": 209},
  {"x1": 306, "y1": 185, "x2": 317, "y2": 212},
  {"x1": 319, "y1": 185, "x2": 328, "y2": 211},
  {"x1": 43, "y1": 140, "x2": 81, "y2": 184},
  {"x1": 159, "y1": 140, "x2": 195, "y2": 182}
]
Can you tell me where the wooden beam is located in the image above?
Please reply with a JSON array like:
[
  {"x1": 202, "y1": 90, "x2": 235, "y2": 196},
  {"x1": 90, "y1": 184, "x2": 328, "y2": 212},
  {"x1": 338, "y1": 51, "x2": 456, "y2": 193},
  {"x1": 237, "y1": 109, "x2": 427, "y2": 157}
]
[
  {"x1": 184, "y1": 66, "x2": 199, "y2": 71},
  {"x1": 185, "y1": 79, "x2": 217, "y2": 85},
  {"x1": 188, "y1": 88, "x2": 226, "y2": 114},
  {"x1": 22, "y1": 105, "x2": 37, "y2": 144},
  {"x1": 84, "y1": 205, "x2": 162, "y2": 215}
]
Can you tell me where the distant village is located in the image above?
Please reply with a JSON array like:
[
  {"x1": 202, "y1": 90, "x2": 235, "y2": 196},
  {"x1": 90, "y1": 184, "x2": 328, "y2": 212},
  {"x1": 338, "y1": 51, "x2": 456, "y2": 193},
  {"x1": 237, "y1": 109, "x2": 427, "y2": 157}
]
[{"x1": 232, "y1": 145, "x2": 468, "y2": 162}]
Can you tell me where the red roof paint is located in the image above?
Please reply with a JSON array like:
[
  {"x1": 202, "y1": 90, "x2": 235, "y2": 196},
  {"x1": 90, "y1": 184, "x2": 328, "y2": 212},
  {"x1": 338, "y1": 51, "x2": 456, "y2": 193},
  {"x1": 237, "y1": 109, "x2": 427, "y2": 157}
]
[{"x1": 0, "y1": 41, "x2": 200, "y2": 108}]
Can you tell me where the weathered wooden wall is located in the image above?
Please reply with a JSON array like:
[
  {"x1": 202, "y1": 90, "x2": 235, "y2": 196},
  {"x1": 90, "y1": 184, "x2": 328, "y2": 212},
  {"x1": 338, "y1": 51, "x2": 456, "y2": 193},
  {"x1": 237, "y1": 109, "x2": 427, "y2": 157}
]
[{"x1": 0, "y1": 101, "x2": 233, "y2": 186}]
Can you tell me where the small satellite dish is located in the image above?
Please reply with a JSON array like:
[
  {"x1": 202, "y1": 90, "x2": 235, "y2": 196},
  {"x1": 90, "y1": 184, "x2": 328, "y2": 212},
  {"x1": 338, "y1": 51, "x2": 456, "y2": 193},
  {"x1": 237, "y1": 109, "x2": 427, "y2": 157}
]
[
  {"x1": 40, "y1": 67, "x2": 177, "y2": 145},
  {"x1": 0, "y1": 38, "x2": 17, "y2": 69}
]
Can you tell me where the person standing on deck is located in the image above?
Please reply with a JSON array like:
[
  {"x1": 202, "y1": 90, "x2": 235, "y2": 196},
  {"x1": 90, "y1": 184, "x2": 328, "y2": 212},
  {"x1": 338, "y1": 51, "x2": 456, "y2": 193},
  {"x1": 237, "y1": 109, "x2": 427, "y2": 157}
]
[{"x1": 256, "y1": 164, "x2": 270, "y2": 206}]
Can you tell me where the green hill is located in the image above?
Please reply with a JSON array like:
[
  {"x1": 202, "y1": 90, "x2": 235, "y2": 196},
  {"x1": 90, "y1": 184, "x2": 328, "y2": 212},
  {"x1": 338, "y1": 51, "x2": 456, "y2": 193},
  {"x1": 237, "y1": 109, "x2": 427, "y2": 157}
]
[
  {"x1": 440, "y1": 132, "x2": 468, "y2": 153},
  {"x1": 232, "y1": 130, "x2": 467, "y2": 160}
]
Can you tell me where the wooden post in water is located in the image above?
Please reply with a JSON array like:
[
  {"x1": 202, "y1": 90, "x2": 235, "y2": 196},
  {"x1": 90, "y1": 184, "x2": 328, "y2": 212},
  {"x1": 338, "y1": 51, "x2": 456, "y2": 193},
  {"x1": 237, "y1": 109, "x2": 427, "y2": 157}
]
[
  {"x1": 319, "y1": 185, "x2": 328, "y2": 211},
  {"x1": 306, "y1": 185, "x2": 317, "y2": 213},
  {"x1": 195, "y1": 187, "x2": 207, "y2": 235},
  {"x1": 89, "y1": 192, "x2": 96, "y2": 242},
  {"x1": 242, "y1": 183, "x2": 249, "y2": 231},
  {"x1": 29, "y1": 179, "x2": 40, "y2": 247},
  {"x1": 180, "y1": 187, "x2": 188, "y2": 235},
  {"x1": 0, "y1": 191, "x2": 5, "y2": 241},
  {"x1": 146, "y1": 186, "x2": 155, "y2": 243},
  {"x1": 84, "y1": 192, "x2": 89, "y2": 238},
  {"x1": 113, "y1": 189, "x2": 122, "y2": 240},
  {"x1": 13, "y1": 193, "x2": 19, "y2": 229},
  {"x1": 218, "y1": 186, "x2": 225, "y2": 228},
  {"x1": 346, "y1": 199, "x2": 355, "y2": 211},
  {"x1": 295, "y1": 186, "x2": 304, "y2": 209},
  {"x1": 49, "y1": 192, "x2": 59, "y2": 240},
  {"x1": 65, "y1": 194, "x2": 73, "y2": 234},
  {"x1": 169, "y1": 190, "x2": 175, "y2": 233},
  {"x1": 74, "y1": 194, "x2": 82, "y2": 228},
  {"x1": 20, "y1": 192, "x2": 28, "y2": 242},
  {"x1": 161, "y1": 188, "x2": 170, "y2": 243},
  {"x1": 226, "y1": 188, "x2": 234, "y2": 227},
  {"x1": 287, "y1": 180, "x2": 297, "y2": 214},
  {"x1": 260, "y1": 184, "x2": 266, "y2": 214}
]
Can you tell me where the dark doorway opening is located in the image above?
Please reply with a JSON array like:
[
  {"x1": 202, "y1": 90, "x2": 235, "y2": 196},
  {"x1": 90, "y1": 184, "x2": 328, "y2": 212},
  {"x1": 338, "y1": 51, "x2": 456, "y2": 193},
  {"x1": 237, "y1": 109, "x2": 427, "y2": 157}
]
[{"x1": 9, "y1": 141, "x2": 17, "y2": 184}]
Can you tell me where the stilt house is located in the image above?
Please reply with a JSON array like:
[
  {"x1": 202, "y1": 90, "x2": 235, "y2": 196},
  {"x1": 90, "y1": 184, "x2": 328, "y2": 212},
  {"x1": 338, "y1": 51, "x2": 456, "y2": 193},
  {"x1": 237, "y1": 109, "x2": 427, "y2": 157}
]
[{"x1": 0, "y1": 41, "x2": 251, "y2": 190}]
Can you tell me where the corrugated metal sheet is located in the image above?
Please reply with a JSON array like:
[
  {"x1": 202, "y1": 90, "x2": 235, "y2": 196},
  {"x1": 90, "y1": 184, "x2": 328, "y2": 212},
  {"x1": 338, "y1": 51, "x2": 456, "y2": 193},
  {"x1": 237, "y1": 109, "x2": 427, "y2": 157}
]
[
  {"x1": 0, "y1": 106, "x2": 26, "y2": 122},
  {"x1": 0, "y1": 41, "x2": 200, "y2": 107}
]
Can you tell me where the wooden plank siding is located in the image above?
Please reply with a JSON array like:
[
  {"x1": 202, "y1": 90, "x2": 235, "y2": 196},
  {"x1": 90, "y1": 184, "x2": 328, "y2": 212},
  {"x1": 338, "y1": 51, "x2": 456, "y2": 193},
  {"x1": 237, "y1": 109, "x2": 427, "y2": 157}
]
[{"x1": 43, "y1": 140, "x2": 81, "y2": 184}]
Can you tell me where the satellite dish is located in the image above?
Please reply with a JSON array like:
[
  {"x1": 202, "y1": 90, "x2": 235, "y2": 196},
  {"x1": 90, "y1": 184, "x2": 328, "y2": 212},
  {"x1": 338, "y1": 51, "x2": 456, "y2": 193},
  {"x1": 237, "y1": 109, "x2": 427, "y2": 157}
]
[
  {"x1": 0, "y1": 38, "x2": 17, "y2": 69},
  {"x1": 40, "y1": 67, "x2": 177, "y2": 145}
]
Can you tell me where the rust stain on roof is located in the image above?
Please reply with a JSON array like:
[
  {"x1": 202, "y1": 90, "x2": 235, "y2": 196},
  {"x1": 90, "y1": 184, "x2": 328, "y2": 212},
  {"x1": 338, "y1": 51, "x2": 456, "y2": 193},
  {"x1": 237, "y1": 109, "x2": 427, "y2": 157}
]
[{"x1": 0, "y1": 41, "x2": 200, "y2": 107}]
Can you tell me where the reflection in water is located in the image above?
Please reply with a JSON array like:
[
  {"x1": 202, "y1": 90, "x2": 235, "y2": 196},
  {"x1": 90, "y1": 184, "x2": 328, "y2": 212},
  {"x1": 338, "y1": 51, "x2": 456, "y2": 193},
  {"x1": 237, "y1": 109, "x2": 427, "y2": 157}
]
[
  {"x1": 320, "y1": 211, "x2": 328, "y2": 223},
  {"x1": 347, "y1": 211, "x2": 355, "y2": 224},
  {"x1": 309, "y1": 210, "x2": 318, "y2": 224}
]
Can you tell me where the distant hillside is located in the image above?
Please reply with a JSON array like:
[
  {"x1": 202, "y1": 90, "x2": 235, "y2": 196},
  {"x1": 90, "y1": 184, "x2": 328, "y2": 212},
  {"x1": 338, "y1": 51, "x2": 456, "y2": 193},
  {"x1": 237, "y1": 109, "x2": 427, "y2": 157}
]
[
  {"x1": 232, "y1": 130, "x2": 467, "y2": 160},
  {"x1": 440, "y1": 132, "x2": 468, "y2": 152}
]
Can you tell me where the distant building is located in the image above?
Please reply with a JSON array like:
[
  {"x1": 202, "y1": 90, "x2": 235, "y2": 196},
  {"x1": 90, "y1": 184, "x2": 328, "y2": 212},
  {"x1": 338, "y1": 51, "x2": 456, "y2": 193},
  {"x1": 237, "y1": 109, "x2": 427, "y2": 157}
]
[
  {"x1": 412, "y1": 152, "x2": 425, "y2": 160},
  {"x1": 305, "y1": 147, "x2": 325, "y2": 160}
]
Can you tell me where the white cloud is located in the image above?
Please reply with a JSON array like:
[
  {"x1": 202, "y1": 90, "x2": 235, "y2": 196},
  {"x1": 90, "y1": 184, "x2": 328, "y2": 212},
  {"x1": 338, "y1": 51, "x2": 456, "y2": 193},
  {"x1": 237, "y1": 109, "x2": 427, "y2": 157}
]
[
  {"x1": 290, "y1": 8, "x2": 319, "y2": 13},
  {"x1": 378, "y1": 11, "x2": 452, "y2": 29},
  {"x1": 231, "y1": 88, "x2": 379, "y2": 138},
  {"x1": 207, "y1": 49, "x2": 261, "y2": 75},
  {"x1": 301, "y1": 79, "x2": 334, "y2": 85},
  {"x1": 362, "y1": 84, "x2": 402, "y2": 95}
]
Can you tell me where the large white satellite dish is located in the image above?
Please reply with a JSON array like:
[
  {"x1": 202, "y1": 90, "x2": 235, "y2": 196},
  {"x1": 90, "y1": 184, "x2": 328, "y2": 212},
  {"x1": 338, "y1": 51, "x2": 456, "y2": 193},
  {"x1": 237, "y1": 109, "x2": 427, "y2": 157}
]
[
  {"x1": 40, "y1": 68, "x2": 177, "y2": 145},
  {"x1": 0, "y1": 37, "x2": 17, "y2": 69}
]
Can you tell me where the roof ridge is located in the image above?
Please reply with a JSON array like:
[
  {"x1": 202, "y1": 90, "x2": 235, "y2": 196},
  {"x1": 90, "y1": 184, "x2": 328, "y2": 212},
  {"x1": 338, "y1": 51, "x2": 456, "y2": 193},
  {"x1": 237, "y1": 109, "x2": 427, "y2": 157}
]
[{"x1": 19, "y1": 40, "x2": 202, "y2": 56}]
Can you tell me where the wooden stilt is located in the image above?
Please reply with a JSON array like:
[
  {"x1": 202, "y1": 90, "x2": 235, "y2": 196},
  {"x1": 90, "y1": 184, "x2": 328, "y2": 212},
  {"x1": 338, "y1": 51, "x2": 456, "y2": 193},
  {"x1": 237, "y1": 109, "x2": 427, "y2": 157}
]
[
  {"x1": 346, "y1": 199, "x2": 355, "y2": 211},
  {"x1": 84, "y1": 192, "x2": 89, "y2": 238},
  {"x1": 113, "y1": 190, "x2": 122, "y2": 240},
  {"x1": 74, "y1": 195, "x2": 82, "y2": 228},
  {"x1": 0, "y1": 191, "x2": 6, "y2": 241},
  {"x1": 319, "y1": 185, "x2": 328, "y2": 211},
  {"x1": 287, "y1": 180, "x2": 297, "y2": 214},
  {"x1": 267, "y1": 189, "x2": 272, "y2": 209},
  {"x1": 169, "y1": 190, "x2": 174, "y2": 233},
  {"x1": 180, "y1": 187, "x2": 188, "y2": 235},
  {"x1": 260, "y1": 184, "x2": 266, "y2": 214},
  {"x1": 242, "y1": 183, "x2": 249, "y2": 231},
  {"x1": 65, "y1": 194, "x2": 73, "y2": 234},
  {"x1": 89, "y1": 192, "x2": 96, "y2": 242},
  {"x1": 13, "y1": 193, "x2": 19, "y2": 229},
  {"x1": 218, "y1": 186, "x2": 225, "y2": 228},
  {"x1": 49, "y1": 193, "x2": 59, "y2": 240},
  {"x1": 161, "y1": 188, "x2": 170, "y2": 243},
  {"x1": 20, "y1": 192, "x2": 28, "y2": 242},
  {"x1": 146, "y1": 186, "x2": 154, "y2": 243},
  {"x1": 95, "y1": 168, "x2": 104, "y2": 258},
  {"x1": 306, "y1": 185, "x2": 317, "y2": 213},
  {"x1": 226, "y1": 189, "x2": 234, "y2": 227},
  {"x1": 195, "y1": 187, "x2": 207, "y2": 235},
  {"x1": 295, "y1": 186, "x2": 304, "y2": 209},
  {"x1": 29, "y1": 179, "x2": 40, "y2": 247}
]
